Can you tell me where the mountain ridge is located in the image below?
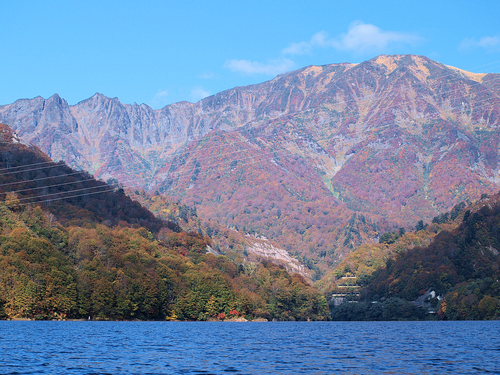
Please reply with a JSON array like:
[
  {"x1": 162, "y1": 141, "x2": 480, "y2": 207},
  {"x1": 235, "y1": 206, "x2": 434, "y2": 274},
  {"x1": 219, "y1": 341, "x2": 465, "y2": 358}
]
[{"x1": 2, "y1": 54, "x2": 500, "y2": 273}]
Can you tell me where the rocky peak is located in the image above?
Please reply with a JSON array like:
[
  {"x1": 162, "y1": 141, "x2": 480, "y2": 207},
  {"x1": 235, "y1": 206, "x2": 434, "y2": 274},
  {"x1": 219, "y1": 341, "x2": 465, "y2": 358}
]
[{"x1": 1, "y1": 55, "x2": 500, "y2": 271}]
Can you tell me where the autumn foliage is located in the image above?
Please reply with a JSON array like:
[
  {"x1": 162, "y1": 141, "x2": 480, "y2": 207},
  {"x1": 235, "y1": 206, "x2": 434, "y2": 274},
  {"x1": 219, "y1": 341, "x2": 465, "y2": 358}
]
[
  {"x1": 329, "y1": 195, "x2": 500, "y2": 320},
  {"x1": 0, "y1": 130, "x2": 329, "y2": 320}
]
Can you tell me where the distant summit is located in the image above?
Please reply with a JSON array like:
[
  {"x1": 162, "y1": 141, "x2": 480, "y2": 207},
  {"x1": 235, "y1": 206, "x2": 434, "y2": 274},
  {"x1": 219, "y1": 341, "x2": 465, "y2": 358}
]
[{"x1": 1, "y1": 55, "x2": 499, "y2": 273}]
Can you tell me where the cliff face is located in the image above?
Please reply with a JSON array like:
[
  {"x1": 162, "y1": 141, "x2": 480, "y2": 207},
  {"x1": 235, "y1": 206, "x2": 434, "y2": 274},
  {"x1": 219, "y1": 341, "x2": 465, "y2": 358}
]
[{"x1": 2, "y1": 54, "x2": 500, "y2": 270}]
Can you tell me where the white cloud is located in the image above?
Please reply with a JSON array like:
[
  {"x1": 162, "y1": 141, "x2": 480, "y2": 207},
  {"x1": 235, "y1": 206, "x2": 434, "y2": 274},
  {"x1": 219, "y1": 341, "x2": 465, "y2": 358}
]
[
  {"x1": 460, "y1": 36, "x2": 500, "y2": 52},
  {"x1": 191, "y1": 87, "x2": 211, "y2": 102},
  {"x1": 283, "y1": 22, "x2": 420, "y2": 55},
  {"x1": 150, "y1": 90, "x2": 169, "y2": 109},
  {"x1": 224, "y1": 58, "x2": 295, "y2": 75},
  {"x1": 334, "y1": 21, "x2": 420, "y2": 52},
  {"x1": 199, "y1": 71, "x2": 217, "y2": 79},
  {"x1": 282, "y1": 41, "x2": 313, "y2": 55},
  {"x1": 282, "y1": 31, "x2": 328, "y2": 55},
  {"x1": 283, "y1": 42, "x2": 312, "y2": 55},
  {"x1": 225, "y1": 22, "x2": 418, "y2": 78}
]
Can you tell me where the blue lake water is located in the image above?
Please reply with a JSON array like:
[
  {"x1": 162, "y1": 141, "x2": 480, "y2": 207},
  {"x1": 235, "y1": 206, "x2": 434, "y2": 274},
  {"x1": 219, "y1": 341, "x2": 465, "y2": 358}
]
[{"x1": 0, "y1": 321, "x2": 499, "y2": 374}]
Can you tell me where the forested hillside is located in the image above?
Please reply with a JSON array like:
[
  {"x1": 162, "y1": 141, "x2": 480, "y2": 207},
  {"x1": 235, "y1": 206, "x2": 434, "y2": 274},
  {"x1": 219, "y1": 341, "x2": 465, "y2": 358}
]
[
  {"x1": 329, "y1": 195, "x2": 500, "y2": 320},
  {"x1": 127, "y1": 189, "x2": 312, "y2": 278},
  {"x1": 0, "y1": 124, "x2": 329, "y2": 320}
]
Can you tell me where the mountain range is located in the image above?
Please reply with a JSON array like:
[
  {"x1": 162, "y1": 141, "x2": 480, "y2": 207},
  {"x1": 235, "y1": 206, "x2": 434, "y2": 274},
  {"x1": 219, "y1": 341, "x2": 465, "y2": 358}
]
[{"x1": 2, "y1": 54, "x2": 500, "y2": 275}]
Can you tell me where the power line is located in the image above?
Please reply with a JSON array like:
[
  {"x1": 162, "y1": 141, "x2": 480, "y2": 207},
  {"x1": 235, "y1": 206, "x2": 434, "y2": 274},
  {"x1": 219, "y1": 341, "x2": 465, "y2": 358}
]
[
  {"x1": 0, "y1": 170, "x2": 92, "y2": 188},
  {"x1": 1, "y1": 176, "x2": 100, "y2": 195}
]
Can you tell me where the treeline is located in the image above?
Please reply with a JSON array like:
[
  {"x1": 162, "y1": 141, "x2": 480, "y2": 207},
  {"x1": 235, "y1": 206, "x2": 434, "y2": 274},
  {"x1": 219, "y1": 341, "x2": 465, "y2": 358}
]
[{"x1": 329, "y1": 197, "x2": 500, "y2": 320}]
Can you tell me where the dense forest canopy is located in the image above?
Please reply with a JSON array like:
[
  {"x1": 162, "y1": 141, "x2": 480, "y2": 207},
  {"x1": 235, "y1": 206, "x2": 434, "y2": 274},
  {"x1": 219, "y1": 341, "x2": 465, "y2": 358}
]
[{"x1": 328, "y1": 196, "x2": 500, "y2": 320}]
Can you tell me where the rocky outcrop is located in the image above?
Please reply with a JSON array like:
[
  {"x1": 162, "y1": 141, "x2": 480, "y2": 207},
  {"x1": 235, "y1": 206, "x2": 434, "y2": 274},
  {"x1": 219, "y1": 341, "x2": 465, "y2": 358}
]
[{"x1": 246, "y1": 238, "x2": 310, "y2": 278}]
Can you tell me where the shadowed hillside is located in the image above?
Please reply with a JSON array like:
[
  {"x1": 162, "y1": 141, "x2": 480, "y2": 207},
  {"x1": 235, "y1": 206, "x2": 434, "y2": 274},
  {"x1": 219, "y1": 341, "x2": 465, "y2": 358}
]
[{"x1": 328, "y1": 194, "x2": 500, "y2": 320}]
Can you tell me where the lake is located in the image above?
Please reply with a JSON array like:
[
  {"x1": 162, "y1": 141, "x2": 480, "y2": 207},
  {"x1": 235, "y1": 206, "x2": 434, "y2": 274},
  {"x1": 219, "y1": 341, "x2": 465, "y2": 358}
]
[{"x1": 0, "y1": 321, "x2": 498, "y2": 374}]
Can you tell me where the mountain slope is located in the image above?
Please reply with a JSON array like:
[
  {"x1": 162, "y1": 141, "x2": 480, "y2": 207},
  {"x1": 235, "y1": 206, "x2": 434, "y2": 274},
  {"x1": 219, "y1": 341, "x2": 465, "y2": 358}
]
[
  {"x1": 2, "y1": 54, "x2": 500, "y2": 272},
  {"x1": 0, "y1": 124, "x2": 169, "y2": 232},
  {"x1": 329, "y1": 193, "x2": 500, "y2": 320},
  {"x1": 0, "y1": 124, "x2": 329, "y2": 321}
]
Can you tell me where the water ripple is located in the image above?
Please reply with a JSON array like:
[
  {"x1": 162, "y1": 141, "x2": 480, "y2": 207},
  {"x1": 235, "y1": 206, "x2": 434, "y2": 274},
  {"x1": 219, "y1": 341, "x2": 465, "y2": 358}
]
[{"x1": 0, "y1": 321, "x2": 499, "y2": 374}]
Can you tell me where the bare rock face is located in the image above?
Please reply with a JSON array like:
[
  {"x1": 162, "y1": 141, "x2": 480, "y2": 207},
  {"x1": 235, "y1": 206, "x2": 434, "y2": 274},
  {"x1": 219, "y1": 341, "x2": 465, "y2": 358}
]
[{"x1": 2, "y1": 54, "x2": 500, "y2": 271}]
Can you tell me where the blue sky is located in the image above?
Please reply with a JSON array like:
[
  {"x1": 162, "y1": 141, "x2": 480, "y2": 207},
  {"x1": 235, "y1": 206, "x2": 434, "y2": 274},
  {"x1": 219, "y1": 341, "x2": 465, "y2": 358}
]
[{"x1": 1, "y1": 0, "x2": 500, "y2": 108}]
